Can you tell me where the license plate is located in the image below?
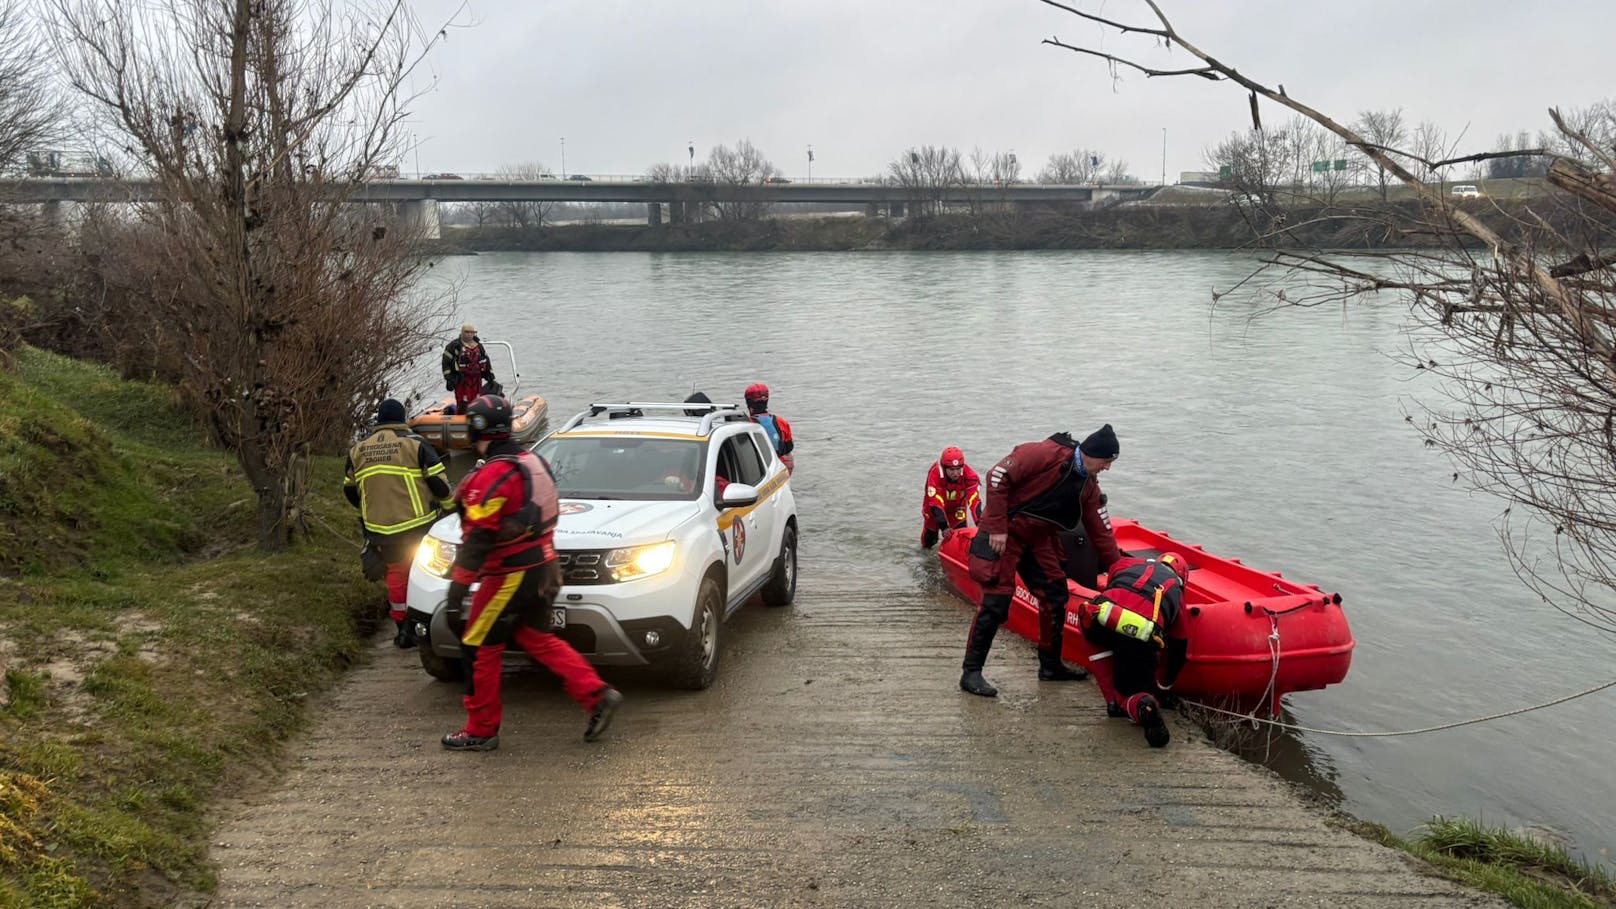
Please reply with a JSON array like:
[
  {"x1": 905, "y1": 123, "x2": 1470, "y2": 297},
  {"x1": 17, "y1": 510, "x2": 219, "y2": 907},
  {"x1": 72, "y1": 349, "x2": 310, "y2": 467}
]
[{"x1": 546, "y1": 606, "x2": 567, "y2": 631}]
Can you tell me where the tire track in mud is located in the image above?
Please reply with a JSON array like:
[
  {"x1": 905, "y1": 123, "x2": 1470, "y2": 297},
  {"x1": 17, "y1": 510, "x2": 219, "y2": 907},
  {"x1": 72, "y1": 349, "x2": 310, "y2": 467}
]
[{"x1": 205, "y1": 576, "x2": 1501, "y2": 908}]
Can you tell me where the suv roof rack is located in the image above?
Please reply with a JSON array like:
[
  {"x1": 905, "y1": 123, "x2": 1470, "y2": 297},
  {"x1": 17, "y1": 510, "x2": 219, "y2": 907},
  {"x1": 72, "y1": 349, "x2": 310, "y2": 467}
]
[{"x1": 556, "y1": 401, "x2": 753, "y2": 437}]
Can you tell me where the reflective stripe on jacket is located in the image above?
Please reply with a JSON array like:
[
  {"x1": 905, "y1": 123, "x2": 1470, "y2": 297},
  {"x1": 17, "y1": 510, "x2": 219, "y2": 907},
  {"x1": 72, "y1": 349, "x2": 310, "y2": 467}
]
[{"x1": 345, "y1": 424, "x2": 450, "y2": 536}]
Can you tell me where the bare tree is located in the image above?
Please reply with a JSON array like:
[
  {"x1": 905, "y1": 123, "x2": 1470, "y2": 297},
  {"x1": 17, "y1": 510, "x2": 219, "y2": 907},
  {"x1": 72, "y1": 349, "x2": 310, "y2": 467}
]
[
  {"x1": 493, "y1": 161, "x2": 555, "y2": 228},
  {"x1": 1486, "y1": 130, "x2": 1550, "y2": 179},
  {"x1": 52, "y1": 0, "x2": 455, "y2": 550},
  {"x1": 1039, "y1": 148, "x2": 1135, "y2": 184},
  {"x1": 1354, "y1": 108, "x2": 1406, "y2": 200},
  {"x1": 1206, "y1": 128, "x2": 1291, "y2": 203},
  {"x1": 888, "y1": 145, "x2": 964, "y2": 215},
  {"x1": 1040, "y1": 0, "x2": 1616, "y2": 634},
  {"x1": 0, "y1": 0, "x2": 68, "y2": 311},
  {"x1": 1409, "y1": 119, "x2": 1450, "y2": 183},
  {"x1": 705, "y1": 139, "x2": 778, "y2": 221},
  {"x1": 0, "y1": 1, "x2": 62, "y2": 176},
  {"x1": 645, "y1": 161, "x2": 696, "y2": 183}
]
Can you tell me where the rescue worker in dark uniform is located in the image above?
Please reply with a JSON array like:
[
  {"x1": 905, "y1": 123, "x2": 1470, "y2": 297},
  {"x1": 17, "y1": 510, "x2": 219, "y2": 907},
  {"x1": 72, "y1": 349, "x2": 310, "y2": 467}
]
[
  {"x1": 441, "y1": 395, "x2": 623, "y2": 751},
  {"x1": 744, "y1": 382, "x2": 794, "y2": 473},
  {"x1": 1078, "y1": 551, "x2": 1192, "y2": 748},
  {"x1": 344, "y1": 399, "x2": 453, "y2": 648},
  {"x1": 961, "y1": 424, "x2": 1123, "y2": 697},
  {"x1": 921, "y1": 446, "x2": 982, "y2": 548},
  {"x1": 441, "y1": 323, "x2": 495, "y2": 415}
]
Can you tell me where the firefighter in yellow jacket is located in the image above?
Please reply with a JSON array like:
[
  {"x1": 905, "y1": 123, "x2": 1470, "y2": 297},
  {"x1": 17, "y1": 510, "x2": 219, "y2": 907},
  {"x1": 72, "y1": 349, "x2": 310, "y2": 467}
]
[{"x1": 344, "y1": 399, "x2": 454, "y2": 648}]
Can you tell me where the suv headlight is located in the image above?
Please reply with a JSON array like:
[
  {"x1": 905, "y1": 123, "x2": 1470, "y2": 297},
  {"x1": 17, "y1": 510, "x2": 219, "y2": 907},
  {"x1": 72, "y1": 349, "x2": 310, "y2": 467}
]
[
  {"x1": 604, "y1": 541, "x2": 676, "y2": 582},
  {"x1": 415, "y1": 536, "x2": 458, "y2": 578}
]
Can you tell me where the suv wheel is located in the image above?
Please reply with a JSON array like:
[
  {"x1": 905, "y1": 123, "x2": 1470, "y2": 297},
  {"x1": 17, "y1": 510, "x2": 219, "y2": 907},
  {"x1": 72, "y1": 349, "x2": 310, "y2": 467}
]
[
  {"x1": 670, "y1": 576, "x2": 723, "y2": 690},
  {"x1": 419, "y1": 642, "x2": 465, "y2": 682},
  {"x1": 760, "y1": 523, "x2": 797, "y2": 608}
]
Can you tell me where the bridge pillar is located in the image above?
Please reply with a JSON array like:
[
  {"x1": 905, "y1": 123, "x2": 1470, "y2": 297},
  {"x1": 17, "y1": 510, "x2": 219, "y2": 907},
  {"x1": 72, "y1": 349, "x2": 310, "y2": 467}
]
[
  {"x1": 889, "y1": 202, "x2": 905, "y2": 218},
  {"x1": 40, "y1": 201, "x2": 68, "y2": 227},
  {"x1": 647, "y1": 202, "x2": 662, "y2": 226},
  {"x1": 400, "y1": 199, "x2": 440, "y2": 240},
  {"x1": 865, "y1": 202, "x2": 881, "y2": 218}
]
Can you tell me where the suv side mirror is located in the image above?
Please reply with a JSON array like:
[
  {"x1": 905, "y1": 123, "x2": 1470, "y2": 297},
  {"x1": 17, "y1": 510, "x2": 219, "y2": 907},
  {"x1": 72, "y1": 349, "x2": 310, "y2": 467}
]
[{"x1": 719, "y1": 483, "x2": 759, "y2": 508}]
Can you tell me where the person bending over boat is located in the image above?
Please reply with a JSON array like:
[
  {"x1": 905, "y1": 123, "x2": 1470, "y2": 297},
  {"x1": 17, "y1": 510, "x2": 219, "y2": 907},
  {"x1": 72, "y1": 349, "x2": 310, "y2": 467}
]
[
  {"x1": 343, "y1": 399, "x2": 454, "y2": 648},
  {"x1": 1078, "y1": 552, "x2": 1192, "y2": 748},
  {"x1": 921, "y1": 446, "x2": 982, "y2": 549},
  {"x1": 440, "y1": 395, "x2": 623, "y2": 751},
  {"x1": 744, "y1": 383, "x2": 794, "y2": 473},
  {"x1": 441, "y1": 322, "x2": 495, "y2": 415},
  {"x1": 960, "y1": 425, "x2": 1122, "y2": 697}
]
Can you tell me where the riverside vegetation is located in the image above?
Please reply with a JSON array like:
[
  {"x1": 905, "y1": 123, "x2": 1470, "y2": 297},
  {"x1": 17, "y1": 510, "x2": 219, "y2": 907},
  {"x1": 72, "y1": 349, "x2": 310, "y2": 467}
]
[
  {"x1": 1, "y1": 342, "x2": 1613, "y2": 908},
  {"x1": 0, "y1": 345, "x2": 383, "y2": 908}
]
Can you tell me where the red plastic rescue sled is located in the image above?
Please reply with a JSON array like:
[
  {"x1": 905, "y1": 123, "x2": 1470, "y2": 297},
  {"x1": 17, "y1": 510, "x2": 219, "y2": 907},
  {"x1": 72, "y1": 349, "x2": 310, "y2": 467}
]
[{"x1": 937, "y1": 521, "x2": 1354, "y2": 716}]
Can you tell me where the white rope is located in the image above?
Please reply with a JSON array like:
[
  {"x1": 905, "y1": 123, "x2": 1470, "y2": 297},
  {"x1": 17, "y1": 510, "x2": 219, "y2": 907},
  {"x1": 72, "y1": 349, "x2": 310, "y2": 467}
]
[{"x1": 1185, "y1": 676, "x2": 1616, "y2": 738}]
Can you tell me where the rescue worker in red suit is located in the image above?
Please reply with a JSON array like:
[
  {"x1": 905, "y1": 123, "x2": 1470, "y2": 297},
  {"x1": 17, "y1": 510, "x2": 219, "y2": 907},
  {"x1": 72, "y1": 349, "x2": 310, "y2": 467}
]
[
  {"x1": 441, "y1": 395, "x2": 623, "y2": 751},
  {"x1": 1079, "y1": 551, "x2": 1192, "y2": 748},
  {"x1": 744, "y1": 383, "x2": 794, "y2": 473},
  {"x1": 921, "y1": 446, "x2": 982, "y2": 549},
  {"x1": 961, "y1": 424, "x2": 1123, "y2": 697},
  {"x1": 441, "y1": 323, "x2": 495, "y2": 415},
  {"x1": 343, "y1": 399, "x2": 453, "y2": 649}
]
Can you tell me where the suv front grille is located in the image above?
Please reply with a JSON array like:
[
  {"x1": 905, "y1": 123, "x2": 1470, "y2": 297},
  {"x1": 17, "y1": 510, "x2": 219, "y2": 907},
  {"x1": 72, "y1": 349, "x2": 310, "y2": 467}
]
[{"x1": 556, "y1": 549, "x2": 615, "y2": 585}]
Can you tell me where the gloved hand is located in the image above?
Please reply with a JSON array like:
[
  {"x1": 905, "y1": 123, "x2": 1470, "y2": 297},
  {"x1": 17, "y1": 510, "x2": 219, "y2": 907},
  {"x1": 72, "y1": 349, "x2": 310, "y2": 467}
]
[
  {"x1": 445, "y1": 379, "x2": 457, "y2": 392},
  {"x1": 446, "y1": 582, "x2": 470, "y2": 610}
]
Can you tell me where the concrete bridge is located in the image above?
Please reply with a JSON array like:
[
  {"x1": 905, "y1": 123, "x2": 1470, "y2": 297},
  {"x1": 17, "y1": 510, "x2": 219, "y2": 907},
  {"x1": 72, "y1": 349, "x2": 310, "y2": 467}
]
[{"x1": 0, "y1": 176, "x2": 1159, "y2": 237}]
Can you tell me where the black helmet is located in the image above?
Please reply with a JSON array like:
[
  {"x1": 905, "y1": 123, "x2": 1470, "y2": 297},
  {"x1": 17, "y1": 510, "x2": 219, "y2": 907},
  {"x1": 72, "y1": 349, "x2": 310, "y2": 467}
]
[{"x1": 466, "y1": 395, "x2": 513, "y2": 443}]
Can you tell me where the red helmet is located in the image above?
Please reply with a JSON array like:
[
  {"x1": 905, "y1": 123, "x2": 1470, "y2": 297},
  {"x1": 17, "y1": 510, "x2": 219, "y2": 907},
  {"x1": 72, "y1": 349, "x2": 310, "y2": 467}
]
[
  {"x1": 940, "y1": 446, "x2": 965, "y2": 469},
  {"x1": 1158, "y1": 550, "x2": 1190, "y2": 576},
  {"x1": 744, "y1": 382, "x2": 770, "y2": 403}
]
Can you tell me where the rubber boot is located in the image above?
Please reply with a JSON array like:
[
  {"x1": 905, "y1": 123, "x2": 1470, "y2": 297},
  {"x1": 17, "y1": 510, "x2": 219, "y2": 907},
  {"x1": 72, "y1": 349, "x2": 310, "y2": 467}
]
[
  {"x1": 960, "y1": 594, "x2": 1008, "y2": 698},
  {"x1": 1037, "y1": 647, "x2": 1089, "y2": 681},
  {"x1": 393, "y1": 618, "x2": 418, "y2": 650},
  {"x1": 959, "y1": 670, "x2": 998, "y2": 698},
  {"x1": 1136, "y1": 694, "x2": 1170, "y2": 748}
]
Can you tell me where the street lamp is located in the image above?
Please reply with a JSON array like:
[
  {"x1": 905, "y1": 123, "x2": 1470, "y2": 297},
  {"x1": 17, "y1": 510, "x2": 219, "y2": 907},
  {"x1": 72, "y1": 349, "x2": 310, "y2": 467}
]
[
  {"x1": 807, "y1": 144, "x2": 814, "y2": 180},
  {"x1": 560, "y1": 137, "x2": 566, "y2": 178},
  {"x1": 1161, "y1": 127, "x2": 1167, "y2": 187}
]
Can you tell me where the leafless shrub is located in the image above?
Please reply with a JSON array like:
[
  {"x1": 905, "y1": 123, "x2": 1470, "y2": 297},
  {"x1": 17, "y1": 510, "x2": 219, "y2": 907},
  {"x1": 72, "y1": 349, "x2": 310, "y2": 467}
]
[
  {"x1": 705, "y1": 139, "x2": 779, "y2": 221},
  {"x1": 493, "y1": 161, "x2": 555, "y2": 228},
  {"x1": 50, "y1": 0, "x2": 458, "y2": 550},
  {"x1": 888, "y1": 145, "x2": 965, "y2": 216}
]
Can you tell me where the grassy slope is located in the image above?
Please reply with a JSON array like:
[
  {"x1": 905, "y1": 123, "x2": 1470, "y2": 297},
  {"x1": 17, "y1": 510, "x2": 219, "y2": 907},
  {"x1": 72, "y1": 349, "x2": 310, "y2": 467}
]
[
  {"x1": 1340, "y1": 817, "x2": 1616, "y2": 909},
  {"x1": 0, "y1": 347, "x2": 381, "y2": 909}
]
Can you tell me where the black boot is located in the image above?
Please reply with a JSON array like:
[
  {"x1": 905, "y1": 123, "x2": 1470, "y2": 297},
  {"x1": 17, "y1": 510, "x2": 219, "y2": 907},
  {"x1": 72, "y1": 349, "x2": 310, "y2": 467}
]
[
  {"x1": 393, "y1": 618, "x2": 418, "y2": 650},
  {"x1": 961, "y1": 594, "x2": 1009, "y2": 697},
  {"x1": 1137, "y1": 694, "x2": 1170, "y2": 748},
  {"x1": 959, "y1": 670, "x2": 998, "y2": 697},
  {"x1": 1037, "y1": 647, "x2": 1089, "y2": 681}
]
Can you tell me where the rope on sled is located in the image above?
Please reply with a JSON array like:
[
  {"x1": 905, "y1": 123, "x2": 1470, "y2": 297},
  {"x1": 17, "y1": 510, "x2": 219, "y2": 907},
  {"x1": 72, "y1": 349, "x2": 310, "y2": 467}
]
[{"x1": 1184, "y1": 676, "x2": 1616, "y2": 738}]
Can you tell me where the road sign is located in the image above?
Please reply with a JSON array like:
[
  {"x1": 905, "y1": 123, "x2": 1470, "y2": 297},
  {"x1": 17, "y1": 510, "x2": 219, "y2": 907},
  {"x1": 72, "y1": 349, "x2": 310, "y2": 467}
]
[
  {"x1": 1218, "y1": 165, "x2": 1232, "y2": 179},
  {"x1": 1312, "y1": 161, "x2": 1330, "y2": 173},
  {"x1": 1334, "y1": 159, "x2": 1349, "y2": 171}
]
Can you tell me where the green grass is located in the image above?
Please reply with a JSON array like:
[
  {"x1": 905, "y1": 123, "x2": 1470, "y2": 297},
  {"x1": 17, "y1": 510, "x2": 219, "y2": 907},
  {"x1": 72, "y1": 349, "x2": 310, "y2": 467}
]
[
  {"x1": 1341, "y1": 816, "x2": 1616, "y2": 909},
  {"x1": 0, "y1": 346, "x2": 385, "y2": 908}
]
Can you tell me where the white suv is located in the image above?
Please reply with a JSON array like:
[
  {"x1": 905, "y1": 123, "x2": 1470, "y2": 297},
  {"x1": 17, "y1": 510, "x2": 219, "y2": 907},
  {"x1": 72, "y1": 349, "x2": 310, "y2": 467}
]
[{"x1": 405, "y1": 402, "x2": 798, "y2": 690}]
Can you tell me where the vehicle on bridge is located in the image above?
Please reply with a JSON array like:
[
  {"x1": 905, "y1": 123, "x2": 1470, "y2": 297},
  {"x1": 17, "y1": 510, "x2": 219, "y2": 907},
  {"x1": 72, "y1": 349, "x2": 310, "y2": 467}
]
[
  {"x1": 25, "y1": 150, "x2": 115, "y2": 178},
  {"x1": 407, "y1": 401, "x2": 799, "y2": 690}
]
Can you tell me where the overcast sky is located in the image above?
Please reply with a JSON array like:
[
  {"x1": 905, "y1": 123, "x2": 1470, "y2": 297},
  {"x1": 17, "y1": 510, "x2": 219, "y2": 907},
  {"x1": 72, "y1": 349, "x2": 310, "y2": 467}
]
[{"x1": 400, "y1": 0, "x2": 1610, "y2": 181}]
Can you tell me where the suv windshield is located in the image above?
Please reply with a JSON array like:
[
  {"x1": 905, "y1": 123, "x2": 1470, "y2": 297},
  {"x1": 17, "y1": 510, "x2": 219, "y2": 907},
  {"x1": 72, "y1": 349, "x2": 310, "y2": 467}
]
[{"x1": 536, "y1": 435, "x2": 706, "y2": 501}]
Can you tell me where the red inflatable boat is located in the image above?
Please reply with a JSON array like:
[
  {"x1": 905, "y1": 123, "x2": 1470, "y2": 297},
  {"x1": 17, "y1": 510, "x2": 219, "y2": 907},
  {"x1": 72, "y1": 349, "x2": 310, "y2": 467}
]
[{"x1": 937, "y1": 521, "x2": 1354, "y2": 716}]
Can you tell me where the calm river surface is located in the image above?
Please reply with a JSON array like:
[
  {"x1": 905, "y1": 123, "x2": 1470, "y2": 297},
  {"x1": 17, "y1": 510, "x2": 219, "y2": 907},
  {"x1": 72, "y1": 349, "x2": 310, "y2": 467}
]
[{"x1": 415, "y1": 249, "x2": 1616, "y2": 864}]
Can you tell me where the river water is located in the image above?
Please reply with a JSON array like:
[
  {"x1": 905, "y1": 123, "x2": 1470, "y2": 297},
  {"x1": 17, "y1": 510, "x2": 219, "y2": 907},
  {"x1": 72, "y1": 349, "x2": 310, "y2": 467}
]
[{"x1": 413, "y1": 249, "x2": 1616, "y2": 865}]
